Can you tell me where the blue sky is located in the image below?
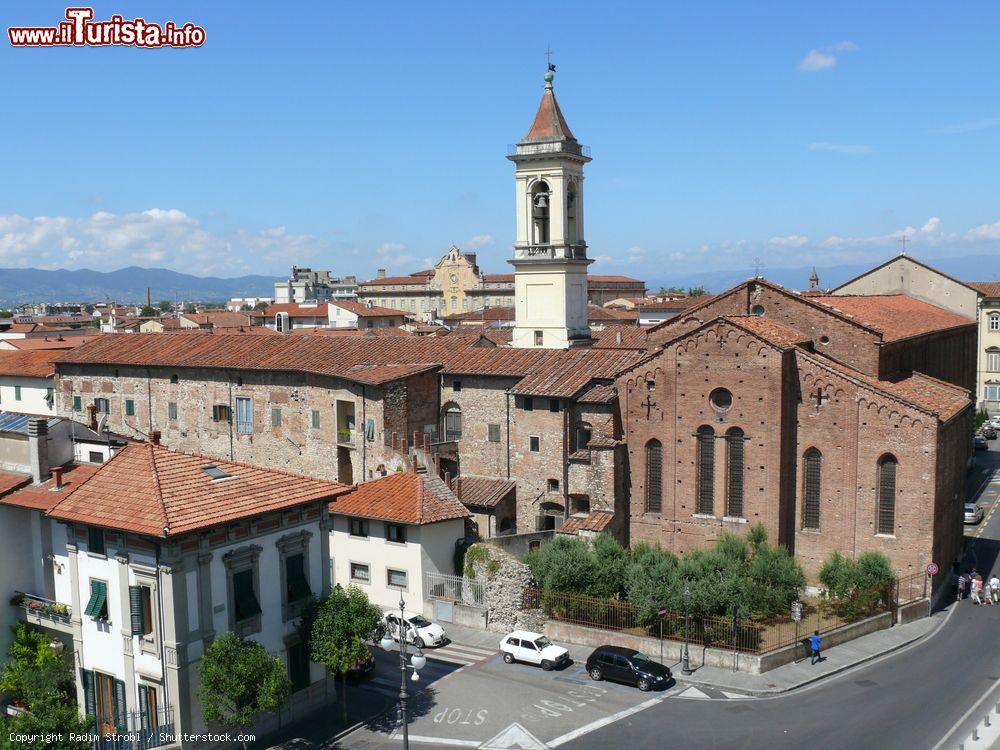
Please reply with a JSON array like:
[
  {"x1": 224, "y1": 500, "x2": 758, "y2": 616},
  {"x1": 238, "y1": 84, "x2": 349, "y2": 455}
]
[{"x1": 2, "y1": 1, "x2": 999, "y2": 282}]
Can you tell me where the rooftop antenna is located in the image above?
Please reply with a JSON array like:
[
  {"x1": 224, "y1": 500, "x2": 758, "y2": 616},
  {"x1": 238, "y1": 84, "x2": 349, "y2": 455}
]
[
  {"x1": 752, "y1": 257, "x2": 765, "y2": 279},
  {"x1": 898, "y1": 234, "x2": 909, "y2": 254}
]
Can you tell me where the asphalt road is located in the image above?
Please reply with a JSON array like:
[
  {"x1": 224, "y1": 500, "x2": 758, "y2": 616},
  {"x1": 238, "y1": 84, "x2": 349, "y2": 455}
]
[{"x1": 336, "y1": 442, "x2": 1000, "y2": 750}]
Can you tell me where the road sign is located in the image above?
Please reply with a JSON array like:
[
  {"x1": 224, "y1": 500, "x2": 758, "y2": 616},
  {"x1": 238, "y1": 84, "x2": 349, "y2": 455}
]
[
  {"x1": 926, "y1": 562, "x2": 939, "y2": 576},
  {"x1": 657, "y1": 605, "x2": 668, "y2": 619},
  {"x1": 790, "y1": 600, "x2": 803, "y2": 622}
]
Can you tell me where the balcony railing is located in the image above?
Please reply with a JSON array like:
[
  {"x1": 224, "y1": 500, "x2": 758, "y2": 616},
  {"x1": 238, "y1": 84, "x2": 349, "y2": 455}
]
[
  {"x1": 337, "y1": 428, "x2": 355, "y2": 445},
  {"x1": 507, "y1": 142, "x2": 591, "y2": 158},
  {"x1": 9, "y1": 592, "x2": 71, "y2": 625}
]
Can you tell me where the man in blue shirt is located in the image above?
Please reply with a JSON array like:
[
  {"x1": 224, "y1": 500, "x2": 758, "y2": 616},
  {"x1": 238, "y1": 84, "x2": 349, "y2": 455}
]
[{"x1": 810, "y1": 631, "x2": 822, "y2": 664}]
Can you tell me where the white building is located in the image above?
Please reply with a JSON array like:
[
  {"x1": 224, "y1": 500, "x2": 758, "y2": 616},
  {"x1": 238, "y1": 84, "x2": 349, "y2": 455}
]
[
  {"x1": 0, "y1": 437, "x2": 350, "y2": 747},
  {"x1": 267, "y1": 301, "x2": 407, "y2": 333},
  {"x1": 0, "y1": 350, "x2": 59, "y2": 416},
  {"x1": 328, "y1": 470, "x2": 469, "y2": 612},
  {"x1": 274, "y1": 267, "x2": 358, "y2": 304}
]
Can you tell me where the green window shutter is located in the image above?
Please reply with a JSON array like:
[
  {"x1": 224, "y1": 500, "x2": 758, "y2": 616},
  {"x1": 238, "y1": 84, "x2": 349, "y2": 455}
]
[
  {"x1": 311, "y1": 410, "x2": 320, "y2": 429},
  {"x1": 138, "y1": 684, "x2": 150, "y2": 731},
  {"x1": 271, "y1": 407, "x2": 281, "y2": 427},
  {"x1": 286, "y1": 554, "x2": 310, "y2": 601},
  {"x1": 129, "y1": 585, "x2": 144, "y2": 633},
  {"x1": 73, "y1": 396, "x2": 82, "y2": 412},
  {"x1": 125, "y1": 399, "x2": 135, "y2": 416},
  {"x1": 212, "y1": 404, "x2": 220, "y2": 421},
  {"x1": 168, "y1": 402, "x2": 177, "y2": 420},
  {"x1": 233, "y1": 570, "x2": 261, "y2": 620},
  {"x1": 14, "y1": 386, "x2": 21, "y2": 400},
  {"x1": 113, "y1": 678, "x2": 127, "y2": 731},
  {"x1": 84, "y1": 580, "x2": 107, "y2": 618},
  {"x1": 81, "y1": 669, "x2": 96, "y2": 717}
]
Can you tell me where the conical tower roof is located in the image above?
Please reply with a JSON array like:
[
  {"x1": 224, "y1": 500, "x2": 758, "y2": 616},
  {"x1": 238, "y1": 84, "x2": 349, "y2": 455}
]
[{"x1": 523, "y1": 71, "x2": 576, "y2": 143}]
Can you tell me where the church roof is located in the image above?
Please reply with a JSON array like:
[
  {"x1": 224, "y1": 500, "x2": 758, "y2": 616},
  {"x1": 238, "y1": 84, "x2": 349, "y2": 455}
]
[
  {"x1": 524, "y1": 79, "x2": 576, "y2": 143},
  {"x1": 810, "y1": 295, "x2": 975, "y2": 342}
]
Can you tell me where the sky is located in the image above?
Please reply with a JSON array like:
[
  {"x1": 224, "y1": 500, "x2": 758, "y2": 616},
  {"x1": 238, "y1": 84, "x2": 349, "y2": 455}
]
[{"x1": 1, "y1": 1, "x2": 999, "y2": 283}]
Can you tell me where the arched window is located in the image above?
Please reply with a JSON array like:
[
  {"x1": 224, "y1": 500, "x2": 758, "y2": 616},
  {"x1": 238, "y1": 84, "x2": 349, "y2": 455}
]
[
  {"x1": 802, "y1": 448, "x2": 822, "y2": 530},
  {"x1": 566, "y1": 181, "x2": 578, "y2": 245},
  {"x1": 644, "y1": 439, "x2": 663, "y2": 513},
  {"x1": 991, "y1": 313, "x2": 1000, "y2": 332},
  {"x1": 725, "y1": 427, "x2": 745, "y2": 518},
  {"x1": 696, "y1": 426, "x2": 715, "y2": 515},
  {"x1": 530, "y1": 180, "x2": 551, "y2": 245},
  {"x1": 877, "y1": 454, "x2": 897, "y2": 535},
  {"x1": 987, "y1": 347, "x2": 1000, "y2": 373},
  {"x1": 443, "y1": 404, "x2": 462, "y2": 441}
]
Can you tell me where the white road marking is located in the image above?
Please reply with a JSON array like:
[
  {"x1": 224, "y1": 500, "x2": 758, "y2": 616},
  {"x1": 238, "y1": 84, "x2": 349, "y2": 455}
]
[
  {"x1": 391, "y1": 734, "x2": 481, "y2": 747},
  {"x1": 480, "y1": 722, "x2": 548, "y2": 750},
  {"x1": 722, "y1": 690, "x2": 748, "y2": 699},
  {"x1": 677, "y1": 686, "x2": 711, "y2": 699},
  {"x1": 546, "y1": 696, "x2": 664, "y2": 748}
]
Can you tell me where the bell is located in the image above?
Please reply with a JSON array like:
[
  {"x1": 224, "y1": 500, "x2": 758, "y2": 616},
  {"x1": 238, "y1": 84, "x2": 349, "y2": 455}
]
[{"x1": 534, "y1": 193, "x2": 549, "y2": 209}]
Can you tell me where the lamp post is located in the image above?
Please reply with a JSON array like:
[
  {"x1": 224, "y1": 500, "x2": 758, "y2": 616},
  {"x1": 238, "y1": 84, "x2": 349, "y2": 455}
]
[
  {"x1": 379, "y1": 590, "x2": 425, "y2": 750},
  {"x1": 682, "y1": 586, "x2": 692, "y2": 676}
]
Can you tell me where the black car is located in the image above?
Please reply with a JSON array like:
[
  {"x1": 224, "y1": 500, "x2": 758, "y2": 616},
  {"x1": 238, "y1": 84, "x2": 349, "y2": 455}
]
[
  {"x1": 585, "y1": 645, "x2": 672, "y2": 691},
  {"x1": 983, "y1": 426, "x2": 997, "y2": 440}
]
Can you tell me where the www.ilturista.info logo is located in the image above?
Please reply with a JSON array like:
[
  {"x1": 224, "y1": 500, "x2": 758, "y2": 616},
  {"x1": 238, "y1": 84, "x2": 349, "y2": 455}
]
[{"x1": 8, "y1": 7, "x2": 205, "y2": 48}]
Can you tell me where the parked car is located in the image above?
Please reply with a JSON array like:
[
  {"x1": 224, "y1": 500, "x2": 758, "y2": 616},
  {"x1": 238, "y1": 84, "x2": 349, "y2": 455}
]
[
  {"x1": 983, "y1": 426, "x2": 998, "y2": 440},
  {"x1": 964, "y1": 503, "x2": 985, "y2": 525},
  {"x1": 585, "y1": 645, "x2": 672, "y2": 691},
  {"x1": 990, "y1": 416, "x2": 1000, "y2": 429},
  {"x1": 975, "y1": 435, "x2": 988, "y2": 451},
  {"x1": 384, "y1": 611, "x2": 447, "y2": 648},
  {"x1": 499, "y1": 631, "x2": 571, "y2": 670}
]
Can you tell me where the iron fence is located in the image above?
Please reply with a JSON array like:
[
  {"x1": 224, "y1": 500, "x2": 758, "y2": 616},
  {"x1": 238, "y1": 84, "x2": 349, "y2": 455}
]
[
  {"x1": 424, "y1": 571, "x2": 486, "y2": 609},
  {"x1": 894, "y1": 571, "x2": 928, "y2": 607},
  {"x1": 91, "y1": 706, "x2": 174, "y2": 750}
]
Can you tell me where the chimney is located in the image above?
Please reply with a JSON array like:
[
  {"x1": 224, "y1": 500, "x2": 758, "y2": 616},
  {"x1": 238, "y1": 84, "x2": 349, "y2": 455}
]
[
  {"x1": 150, "y1": 429, "x2": 161, "y2": 446},
  {"x1": 615, "y1": 331, "x2": 622, "y2": 345},
  {"x1": 51, "y1": 466, "x2": 64, "y2": 490},
  {"x1": 444, "y1": 471, "x2": 451, "y2": 489},
  {"x1": 376, "y1": 269, "x2": 386, "y2": 279},
  {"x1": 27, "y1": 418, "x2": 50, "y2": 484},
  {"x1": 146, "y1": 287, "x2": 151, "y2": 307},
  {"x1": 85, "y1": 404, "x2": 97, "y2": 431}
]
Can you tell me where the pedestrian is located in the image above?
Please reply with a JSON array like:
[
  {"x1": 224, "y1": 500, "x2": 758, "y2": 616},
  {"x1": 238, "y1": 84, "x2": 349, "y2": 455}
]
[
  {"x1": 958, "y1": 573, "x2": 967, "y2": 601},
  {"x1": 972, "y1": 576, "x2": 983, "y2": 605},
  {"x1": 810, "y1": 630, "x2": 822, "y2": 665},
  {"x1": 983, "y1": 578, "x2": 993, "y2": 606},
  {"x1": 990, "y1": 576, "x2": 999, "y2": 605}
]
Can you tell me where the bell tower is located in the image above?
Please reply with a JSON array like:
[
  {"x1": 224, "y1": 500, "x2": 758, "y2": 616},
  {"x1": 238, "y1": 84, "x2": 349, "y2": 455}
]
[{"x1": 508, "y1": 65, "x2": 592, "y2": 349}]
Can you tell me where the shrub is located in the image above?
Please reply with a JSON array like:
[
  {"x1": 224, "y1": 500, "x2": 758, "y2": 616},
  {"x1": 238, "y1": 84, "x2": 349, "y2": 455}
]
[
  {"x1": 589, "y1": 534, "x2": 629, "y2": 599},
  {"x1": 819, "y1": 550, "x2": 895, "y2": 620},
  {"x1": 0, "y1": 623, "x2": 74, "y2": 706},
  {"x1": 525, "y1": 535, "x2": 597, "y2": 594},
  {"x1": 625, "y1": 543, "x2": 679, "y2": 625}
]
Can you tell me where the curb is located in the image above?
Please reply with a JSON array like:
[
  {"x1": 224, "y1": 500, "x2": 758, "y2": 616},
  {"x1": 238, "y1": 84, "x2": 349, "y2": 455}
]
[
  {"x1": 678, "y1": 610, "x2": 950, "y2": 698},
  {"x1": 331, "y1": 693, "x2": 394, "y2": 742}
]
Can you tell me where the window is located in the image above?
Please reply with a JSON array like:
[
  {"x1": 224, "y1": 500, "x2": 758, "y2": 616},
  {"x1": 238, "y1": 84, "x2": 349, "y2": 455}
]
[
  {"x1": 529, "y1": 436, "x2": 540, "y2": 452},
  {"x1": 84, "y1": 579, "x2": 109, "y2": 620},
  {"x1": 386, "y1": 523, "x2": 407, "y2": 543},
  {"x1": 89, "y1": 527, "x2": 106, "y2": 556},
  {"x1": 88, "y1": 451, "x2": 104, "y2": 464},
  {"x1": 350, "y1": 562, "x2": 370, "y2": 583},
  {"x1": 523, "y1": 397, "x2": 534, "y2": 411},
  {"x1": 129, "y1": 584, "x2": 153, "y2": 636},
  {"x1": 138, "y1": 684, "x2": 159, "y2": 731},
  {"x1": 644, "y1": 439, "x2": 663, "y2": 513},
  {"x1": 709, "y1": 388, "x2": 733, "y2": 411},
  {"x1": 167, "y1": 402, "x2": 177, "y2": 420},
  {"x1": 444, "y1": 405, "x2": 463, "y2": 441},
  {"x1": 235, "y1": 396, "x2": 253, "y2": 433},
  {"x1": 287, "y1": 640, "x2": 310, "y2": 693},
  {"x1": 696, "y1": 426, "x2": 716, "y2": 515},
  {"x1": 987, "y1": 384, "x2": 1000, "y2": 402},
  {"x1": 14, "y1": 386, "x2": 21, "y2": 401},
  {"x1": 170, "y1": 374, "x2": 179, "y2": 384},
  {"x1": 73, "y1": 396, "x2": 82, "y2": 412},
  {"x1": 271, "y1": 407, "x2": 282, "y2": 427},
  {"x1": 311, "y1": 410, "x2": 321, "y2": 428},
  {"x1": 488, "y1": 423, "x2": 501, "y2": 442},
  {"x1": 877, "y1": 455, "x2": 897, "y2": 535},
  {"x1": 547, "y1": 478, "x2": 560, "y2": 492},
  {"x1": 571, "y1": 495, "x2": 591, "y2": 514},
  {"x1": 233, "y1": 569, "x2": 262, "y2": 623},
  {"x1": 94, "y1": 398, "x2": 110, "y2": 414},
  {"x1": 212, "y1": 403, "x2": 231, "y2": 423},
  {"x1": 534, "y1": 330, "x2": 544, "y2": 346},
  {"x1": 284, "y1": 553, "x2": 311, "y2": 604},
  {"x1": 725, "y1": 428, "x2": 745, "y2": 518},
  {"x1": 751, "y1": 305, "x2": 765, "y2": 316},
  {"x1": 387, "y1": 569, "x2": 408, "y2": 589},
  {"x1": 453, "y1": 380, "x2": 462, "y2": 392},
  {"x1": 802, "y1": 448, "x2": 822, "y2": 530},
  {"x1": 124, "y1": 399, "x2": 135, "y2": 417},
  {"x1": 549, "y1": 399, "x2": 560, "y2": 413},
  {"x1": 349, "y1": 518, "x2": 369, "y2": 537},
  {"x1": 991, "y1": 314, "x2": 1000, "y2": 332},
  {"x1": 988, "y1": 350, "x2": 1000, "y2": 372},
  {"x1": 575, "y1": 423, "x2": 592, "y2": 451}
]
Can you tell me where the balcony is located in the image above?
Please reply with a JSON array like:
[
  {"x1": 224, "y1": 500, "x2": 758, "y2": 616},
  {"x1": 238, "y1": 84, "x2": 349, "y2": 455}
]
[
  {"x1": 336, "y1": 400, "x2": 356, "y2": 446},
  {"x1": 507, "y1": 141, "x2": 591, "y2": 158},
  {"x1": 9, "y1": 592, "x2": 74, "y2": 634}
]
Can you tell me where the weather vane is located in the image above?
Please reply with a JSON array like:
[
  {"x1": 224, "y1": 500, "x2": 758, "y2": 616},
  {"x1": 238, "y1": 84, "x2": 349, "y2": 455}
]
[{"x1": 546, "y1": 45, "x2": 556, "y2": 72}]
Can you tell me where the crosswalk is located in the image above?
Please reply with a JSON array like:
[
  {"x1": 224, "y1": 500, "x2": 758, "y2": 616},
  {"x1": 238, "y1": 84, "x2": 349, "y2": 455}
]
[{"x1": 357, "y1": 642, "x2": 497, "y2": 699}]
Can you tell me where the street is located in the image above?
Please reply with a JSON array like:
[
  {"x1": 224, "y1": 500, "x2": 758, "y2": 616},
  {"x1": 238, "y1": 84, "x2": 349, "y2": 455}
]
[{"x1": 330, "y1": 438, "x2": 1000, "y2": 750}]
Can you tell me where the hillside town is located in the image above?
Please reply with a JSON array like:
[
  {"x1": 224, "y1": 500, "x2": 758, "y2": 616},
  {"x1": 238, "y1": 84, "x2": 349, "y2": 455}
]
[{"x1": 3, "y1": 13, "x2": 1000, "y2": 750}]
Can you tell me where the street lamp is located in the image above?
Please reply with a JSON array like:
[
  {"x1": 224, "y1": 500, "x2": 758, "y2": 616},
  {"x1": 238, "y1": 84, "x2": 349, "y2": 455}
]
[
  {"x1": 379, "y1": 589, "x2": 425, "y2": 750},
  {"x1": 681, "y1": 586, "x2": 692, "y2": 676}
]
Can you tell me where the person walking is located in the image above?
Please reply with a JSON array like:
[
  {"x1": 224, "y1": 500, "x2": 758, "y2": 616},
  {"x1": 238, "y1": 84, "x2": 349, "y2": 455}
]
[
  {"x1": 810, "y1": 630, "x2": 822, "y2": 665},
  {"x1": 972, "y1": 576, "x2": 983, "y2": 605},
  {"x1": 958, "y1": 573, "x2": 967, "y2": 601},
  {"x1": 990, "y1": 575, "x2": 999, "y2": 606}
]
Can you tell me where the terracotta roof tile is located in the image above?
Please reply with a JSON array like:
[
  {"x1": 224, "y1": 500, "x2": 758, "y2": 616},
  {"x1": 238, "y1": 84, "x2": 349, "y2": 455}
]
[
  {"x1": 576, "y1": 384, "x2": 616, "y2": 404},
  {"x1": 968, "y1": 282, "x2": 1000, "y2": 298},
  {"x1": 556, "y1": 510, "x2": 614, "y2": 535},
  {"x1": 331, "y1": 300, "x2": 406, "y2": 317},
  {"x1": 0, "y1": 470, "x2": 31, "y2": 498},
  {"x1": 360, "y1": 273, "x2": 434, "y2": 286},
  {"x1": 180, "y1": 311, "x2": 255, "y2": 328},
  {"x1": 265, "y1": 302, "x2": 333, "y2": 318},
  {"x1": 45, "y1": 443, "x2": 349, "y2": 536},
  {"x1": 0, "y1": 464, "x2": 100, "y2": 512},
  {"x1": 329, "y1": 471, "x2": 469, "y2": 524},
  {"x1": 0, "y1": 350, "x2": 60, "y2": 378},
  {"x1": 509, "y1": 349, "x2": 646, "y2": 398},
  {"x1": 724, "y1": 316, "x2": 813, "y2": 348},
  {"x1": 586, "y1": 276, "x2": 645, "y2": 284},
  {"x1": 812, "y1": 295, "x2": 975, "y2": 342},
  {"x1": 591, "y1": 327, "x2": 651, "y2": 350},
  {"x1": 455, "y1": 477, "x2": 516, "y2": 508},
  {"x1": 0, "y1": 335, "x2": 103, "y2": 351},
  {"x1": 524, "y1": 87, "x2": 576, "y2": 142}
]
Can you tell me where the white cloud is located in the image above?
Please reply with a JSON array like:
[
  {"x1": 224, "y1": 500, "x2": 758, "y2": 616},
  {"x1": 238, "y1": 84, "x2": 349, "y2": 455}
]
[
  {"x1": 768, "y1": 235, "x2": 809, "y2": 247},
  {"x1": 798, "y1": 41, "x2": 858, "y2": 72},
  {"x1": 466, "y1": 234, "x2": 494, "y2": 249},
  {"x1": 808, "y1": 141, "x2": 873, "y2": 155},
  {"x1": 966, "y1": 221, "x2": 1000, "y2": 240},
  {"x1": 921, "y1": 217, "x2": 943, "y2": 234},
  {"x1": 933, "y1": 116, "x2": 1000, "y2": 135}
]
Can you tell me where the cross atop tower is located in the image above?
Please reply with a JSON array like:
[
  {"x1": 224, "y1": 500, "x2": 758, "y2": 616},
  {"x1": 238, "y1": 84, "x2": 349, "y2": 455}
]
[
  {"x1": 752, "y1": 257, "x2": 765, "y2": 279},
  {"x1": 898, "y1": 234, "x2": 909, "y2": 254},
  {"x1": 546, "y1": 45, "x2": 554, "y2": 69}
]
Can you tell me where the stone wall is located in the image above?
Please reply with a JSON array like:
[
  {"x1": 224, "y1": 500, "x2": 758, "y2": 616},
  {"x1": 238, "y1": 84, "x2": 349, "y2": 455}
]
[{"x1": 466, "y1": 542, "x2": 544, "y2": 633}]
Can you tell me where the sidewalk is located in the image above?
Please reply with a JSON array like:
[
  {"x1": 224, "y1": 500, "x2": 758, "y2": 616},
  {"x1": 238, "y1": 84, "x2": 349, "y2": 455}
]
[{"x1": 259, "y1": 686, "x2": 391, "y2": 750}]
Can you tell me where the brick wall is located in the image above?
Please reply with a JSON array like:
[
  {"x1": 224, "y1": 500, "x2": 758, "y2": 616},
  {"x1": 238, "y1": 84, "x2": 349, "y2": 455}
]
[{"x1": 879, "y1": 327, "x2": 977, "y2": 391}]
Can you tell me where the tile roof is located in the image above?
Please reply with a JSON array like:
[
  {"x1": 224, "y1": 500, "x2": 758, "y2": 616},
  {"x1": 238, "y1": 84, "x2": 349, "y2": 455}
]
[
  {"x1": 481, "y1": 274, "x2": 515, "y2": 283},
  {"x1": 586, "y1": 276, "x2": 645, "y2": 285},
  {"x1": 0, "y1": 470, "x2": 31, "y2": 498},
  {"x1": 576, "y1": 384, "x2": 617, "y2": 404},
  {"x1": 265, "y1": 302, "x2": 332, "y2": 318},
  {"x1": 0, "y1": 335, "x2": 103, "y2": 351},
  {"x1": 0, "y1": 350, "x2": 60, "y2": 378},
  {"x1": 524, "y1": 85, "x2": 576, "y2": 142},
  {"x1": 180, "y1": 311, "x2": 256, "y2": 328},
  {"x1": 291, "y1": 326, "x2": 411, "y2": 338},
  {"x1": 968, "y1": 282, "x2": 1000, "y2": 298},
  {"x1": 724, "y1": 316, "x2": 812, "y2": 348},
  {"x1": 509, "y1": 349, "x2": 645, "y2": 398},
  {"x1": 44, "y1": 443, "x2": 349, "y2": 537},
  {"x1": 329, "y1": 471, "x2": 469, "y2": 524},
  {"x1": 454, "y1": 477, "x2": 516, "y2": 508},
  {"x1": 0, "y1": 464, "x2": 100, "y2": 512},
  {"x1": 443, "y1": 307, "x2": 515, "y2": 323},
  {"x1": 331, "y1": 300, "x2": 406, "y2": 317},
  {"x1": 812, "y1": 295, "x2": 976, "y2": 342},
  {"x1": 591, "y1": 326, "x2": 651, "y2": 350},
  {"x1": 360, "y1": 273, "x2": 435, "y2": 286},
  {"x1": 556, "y1": 510, "x2": 614, "y2": 535}
]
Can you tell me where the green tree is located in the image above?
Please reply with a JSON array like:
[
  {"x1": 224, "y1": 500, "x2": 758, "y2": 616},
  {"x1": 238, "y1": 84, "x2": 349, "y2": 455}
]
[
  {"x1": 0, "y1": 310, "x2": 12, "y2": 318},
  {"x1": 525, "y1": 535, "x2": 597, "y2": 594},
  {"x1": 625, "y1": 543, "x2": 679, "y2": 624},
  {"x1": 976, "y1": 408, "x2": 989, "y2": 434},
  {"x1": 589, "y1": 534, "x2": 629, "y2": 599},
  {"x1": 0, "y1": 697, "x2": 93, "y2": 750},
  {"x1": 197, "y1": 631, "x2": 289, "y2": 745},
  {"x1": 0, "y1": 623, "x2": 74, "y2": 706},
  {"x1": 157, "y1": 300, "x2": 172, "y2": 313},
  {"x1": 183, "y1": 303, "x2": 197, "y2": 314},
  {"x1": 254, "y1": 301, "x2": 270, "y2": 311},
  {"x1": 240, "y1": 303, "x2": 252, "y2": 311},
  {"x1": 686, "y1": 286, "x2": 707, "y2": 297},
  {"x1": 309, "y1": 585, "x2": 383, "y2": 724},
  {"x1": 819, "y1": 550, "x2": 894, "y2": 619},
  {"x1": 139, "y1": 305, "x2": 158, "y2": 317}
]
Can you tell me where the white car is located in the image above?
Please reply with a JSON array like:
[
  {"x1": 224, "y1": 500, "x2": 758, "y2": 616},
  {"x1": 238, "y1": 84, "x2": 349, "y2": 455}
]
[
  {"x1": 384, "y1": 611, "x2": 447, "y2": 648},
  {"x1": 499, "y1": 630, "x2": 571, "y2": 671}
]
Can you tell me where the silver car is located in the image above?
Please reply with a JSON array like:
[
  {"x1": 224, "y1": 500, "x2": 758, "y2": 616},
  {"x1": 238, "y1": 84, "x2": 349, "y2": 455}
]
[{"x1": 964, "y1": 503, "x2": 984, "y2": 524}]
